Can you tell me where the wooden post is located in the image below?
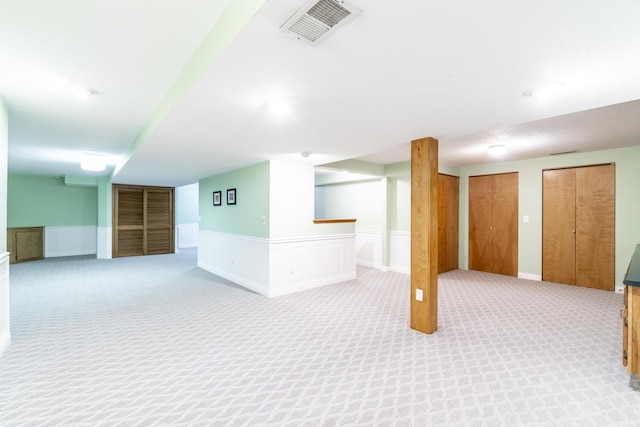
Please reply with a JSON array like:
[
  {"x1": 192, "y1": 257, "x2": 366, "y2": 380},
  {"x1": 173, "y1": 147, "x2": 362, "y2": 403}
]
[{"x1": 411, "y1": 137, "x2": 438, "y2": 334}]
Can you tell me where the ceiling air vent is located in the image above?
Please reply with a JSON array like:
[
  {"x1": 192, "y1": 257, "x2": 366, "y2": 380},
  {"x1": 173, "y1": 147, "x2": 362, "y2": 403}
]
[{"x1": 281, "y1": 0, "x2": 361, "y2": 45}]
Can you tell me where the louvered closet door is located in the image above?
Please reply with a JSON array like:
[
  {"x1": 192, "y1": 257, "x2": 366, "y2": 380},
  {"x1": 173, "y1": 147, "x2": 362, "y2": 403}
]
[
  {"x1": 114, "y1": 187, "x2": 144, "y2": 257},
  {"x1": 146, "y1": 189, "x2": 174, "y2": 255},
  {"x1": 113, "y1": 185, "x2": 175, "y2": 258}
]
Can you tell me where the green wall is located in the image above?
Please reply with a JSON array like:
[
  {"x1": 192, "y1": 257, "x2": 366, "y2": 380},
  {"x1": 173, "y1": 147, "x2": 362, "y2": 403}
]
[
  {"x1": 315, "y1": 179, "x2": 385, "y2": 230},
  {"x1": 459, "y1": 145, "x2": 640, "y2": 287},
  {"x1": 7, "y1": 175, "x2": 98, "y2": 227},
  {"x1": 199, "y1": 162, "x2": 270, "y2": 238}
]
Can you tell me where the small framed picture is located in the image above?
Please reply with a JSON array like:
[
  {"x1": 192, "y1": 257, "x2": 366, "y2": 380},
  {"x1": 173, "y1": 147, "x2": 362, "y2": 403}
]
[
  {"x1": 227, "y1": 188, "x2": 237, "y2": 205},
  {"x1": 213, "y1": 191, "x2": 221, "y2": 206}
]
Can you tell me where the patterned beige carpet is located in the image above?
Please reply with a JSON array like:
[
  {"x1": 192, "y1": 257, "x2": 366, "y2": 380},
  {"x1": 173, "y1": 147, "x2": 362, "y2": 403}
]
[{"x1": 1, "y1": 249, "x2": 639, "y2": 426}]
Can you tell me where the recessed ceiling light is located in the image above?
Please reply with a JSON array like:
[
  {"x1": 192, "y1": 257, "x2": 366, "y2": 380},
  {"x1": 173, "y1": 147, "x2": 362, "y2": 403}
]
[
  {"x1": 80, "y1": 153, "x2": 107, "y2": 171},
  {"x1": 488, "y1": 144, "x2": 507, "y2": 156}
]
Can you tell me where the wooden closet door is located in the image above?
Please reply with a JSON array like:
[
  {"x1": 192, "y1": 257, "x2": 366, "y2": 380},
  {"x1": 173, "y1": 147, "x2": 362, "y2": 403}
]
[
  {"x1": 576, "y1": 164, "x2": 615, "y2": 290},
  {"x1": 445, "y1": 175, "x2": 459, "y2": 272},
  {"x1": 438, "y1": 174, "x2": 459, "y2": 273},
  {"x1": 113, "y1": 185, "x2": 175, "y2": 258},
  {"x1": 114, "y1": 187, "x2": 144, "y2": 257},
  {"x1": 491, "y1": 173, "x2": 518, "y2": 276},
  {"x1": 469, "y1": 175, "x2": 493, "y2": 273},
  {"x1": 146, "y1": 189, "x2": 174, "y2": 255},
  {"x1": 542, "y1": 169, "x2": 577, "y2": 285}
]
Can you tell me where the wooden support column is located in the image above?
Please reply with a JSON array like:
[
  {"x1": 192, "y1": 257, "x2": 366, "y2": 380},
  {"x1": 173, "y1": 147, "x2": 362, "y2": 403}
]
[{"x1": 411, "y1": 137, "x2": 438, "y2": 334}]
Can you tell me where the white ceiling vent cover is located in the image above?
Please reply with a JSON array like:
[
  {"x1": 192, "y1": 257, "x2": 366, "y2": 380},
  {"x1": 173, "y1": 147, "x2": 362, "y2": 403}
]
[{"x1": 281, "y1": 0, "x2": 361, "y2": 45}]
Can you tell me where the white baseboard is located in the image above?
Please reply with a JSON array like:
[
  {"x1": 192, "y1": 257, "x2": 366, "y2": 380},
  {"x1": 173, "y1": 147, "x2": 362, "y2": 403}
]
[
  {"x1": 387, "y1": 265, "x2": 410, "y2": 275},
  {"x1": 518, "y1": 272, "x2": 542, "y2": 281}
]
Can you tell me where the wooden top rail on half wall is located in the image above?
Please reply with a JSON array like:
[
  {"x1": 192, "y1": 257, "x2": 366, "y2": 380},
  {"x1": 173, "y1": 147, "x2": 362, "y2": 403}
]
[{"x1": 313, "y1": 219, "x2": 357, "y2": 224}]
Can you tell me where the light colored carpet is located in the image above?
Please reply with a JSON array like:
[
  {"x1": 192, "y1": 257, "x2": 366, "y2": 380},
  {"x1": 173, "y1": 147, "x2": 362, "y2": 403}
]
[{"x1": 1, "y1": 249, "x2": 639, "y2": 426}]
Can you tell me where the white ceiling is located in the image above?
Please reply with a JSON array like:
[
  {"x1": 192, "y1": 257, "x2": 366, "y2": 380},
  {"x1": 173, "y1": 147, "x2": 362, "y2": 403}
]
[{"x1": 3, "y1": 0, "x2": 640, "y2": 187}]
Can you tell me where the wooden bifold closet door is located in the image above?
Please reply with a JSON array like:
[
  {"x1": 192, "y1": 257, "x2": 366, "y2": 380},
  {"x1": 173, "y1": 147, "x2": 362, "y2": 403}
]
[
  {"x1": 113, "y1": 185, "x2": 175, "y2": 258},
  {"x1": 542, "y1": 164, "x2": 615, "y2": 290},
  {"x1": 469, "y1": 172, "x2": 519, "y2": 277}
]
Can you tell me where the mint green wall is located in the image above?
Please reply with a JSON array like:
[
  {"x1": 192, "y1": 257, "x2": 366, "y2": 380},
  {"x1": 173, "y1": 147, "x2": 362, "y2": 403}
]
[
  {"x1": 388, "y1": 175, "x2": 411, "y2": 232},
  {"x1": 315, "y1": 179, "x2": 385, "y2": 230},
  {"x1": 7, "y1": 175, "x2": 98, "y2": 227},
  {"x1": 177, "y1": 183, "x2": 199, "y2": 224},
  {"x1": 199, "y1": 162, "x2": 269, "y2": 238},
  {"x1": 459, "y1": 145, "x2": 640, "y2": 288}
]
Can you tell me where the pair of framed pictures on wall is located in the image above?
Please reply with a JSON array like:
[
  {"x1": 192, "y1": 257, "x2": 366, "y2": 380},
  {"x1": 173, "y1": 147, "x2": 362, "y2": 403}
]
[{"x1": 213, "y1": 188, "x2": 236, "y2": 206}]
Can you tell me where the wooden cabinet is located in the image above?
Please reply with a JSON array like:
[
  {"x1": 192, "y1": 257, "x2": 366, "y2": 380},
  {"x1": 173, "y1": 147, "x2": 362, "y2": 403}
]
[
  {"x1": 469, "y1": 172, "x2": 519, "y2": 276},
  {"x1": 438, "y1": 174, "x2": 459, "y2": 273},
  {"x1": 113, "y1": 185, "x2": 175, "y2": 258},
  {"x1": 7, "y1": 227, "x2": 44, "y2": 264},
  {"x1": 542, "y1": 164, "x2": 614, "y2": 290}
]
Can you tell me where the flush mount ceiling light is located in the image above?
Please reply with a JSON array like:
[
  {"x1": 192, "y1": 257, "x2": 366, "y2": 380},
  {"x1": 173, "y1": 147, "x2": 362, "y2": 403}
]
[
  {"x1": 265, "y1": 98, "x2": 293, "y2": 120},
  {"x1": 488, "y1": 144, "x2": 507, "y2": 156},
  {"x1": 80, "y1": 153, "x2": 107, "y2": 172}
]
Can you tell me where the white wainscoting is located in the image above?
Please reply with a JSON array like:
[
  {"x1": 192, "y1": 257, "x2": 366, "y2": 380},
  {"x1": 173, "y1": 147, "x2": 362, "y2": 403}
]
[
  {"x1": 198, "y1": 231, "x2": 356, "y2": 297},
  {"x1": 44, "y1": 226, "x2": 97, "y2": 258},
  {"x1": 97, "y1": 226, "x2": 112, "y2": 259},
  {"x1": 269, "y1": 234, "x2": 356, "y2": 297},
  {"x1": 389, "y1": 231, "x2": 410, "y2": 275},
  {"x1": 198, "y1": 231, "x2": 270, "y2": 296},
  {"x1": 355, "y1": 229, "x2": 381, "y2": 269},
  {"x1": 0, "y1": 252, "x2": 10, "y2": 358},
  {"x1": 178, "y1": 223, "x2": 198, "y2": 249}
]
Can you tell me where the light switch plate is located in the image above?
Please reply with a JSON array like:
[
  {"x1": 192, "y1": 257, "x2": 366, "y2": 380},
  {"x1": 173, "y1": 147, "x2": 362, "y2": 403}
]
[{"x1": 416, "y1": 289, "x2": 423, "y2": 301}]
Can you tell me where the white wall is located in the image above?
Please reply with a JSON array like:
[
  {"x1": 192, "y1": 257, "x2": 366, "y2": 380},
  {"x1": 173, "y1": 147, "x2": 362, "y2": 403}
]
[
  {"x1": 269, "y1": 161, "x2": 317, "y2": 238},
  {"x1": 1, "y1": 96, "x2": 10, "y2": 357}
]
